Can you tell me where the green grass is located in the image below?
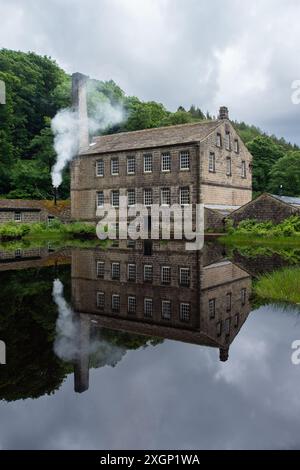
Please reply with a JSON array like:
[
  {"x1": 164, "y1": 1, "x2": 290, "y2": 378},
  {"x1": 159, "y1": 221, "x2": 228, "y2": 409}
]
[
  {"x1": 0, "y1": 221, "x2": 97, "y2": 241},
  {"x1": 255, "y1": 267, "x2": 300, "y2": 304}
]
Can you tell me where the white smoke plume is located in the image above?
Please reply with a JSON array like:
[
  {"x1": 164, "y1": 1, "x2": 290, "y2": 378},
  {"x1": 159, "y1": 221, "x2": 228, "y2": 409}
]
[{"x1": 51, "y1": 83, "x2": 125, "y2": 188}]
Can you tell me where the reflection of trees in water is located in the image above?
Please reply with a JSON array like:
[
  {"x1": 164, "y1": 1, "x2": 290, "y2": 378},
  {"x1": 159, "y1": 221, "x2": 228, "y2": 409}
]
[{"x1": 0, "y1": 267, "x2": 162, "y2": 402}]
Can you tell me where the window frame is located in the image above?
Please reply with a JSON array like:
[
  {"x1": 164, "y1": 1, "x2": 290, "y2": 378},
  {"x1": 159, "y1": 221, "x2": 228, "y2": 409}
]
[
  {"x1": 144, "y1": 188, "x2": 153, "y2": 207},
  {"x1": 143, "y1": 153, "x2": 153, "y2": 173},
  {"x1": 111, "y1": 294, "x2": 120, "y2": 313},
  {"x1": 161, "y1": 187, "x2": 171, "y2": 206},
  {"x1": 111, "y1": 190, "x2": 120, "y2": 207},
  {"x1": 180, "y1": 303, "x2": 191, "y2": 322},
  {"x1": 161, "y1": 152, "x2": 171, "y2": 172},
  {"x1": 144, "y1": 298, "x2": 153, "y2": 318},
  {"x1": 209, "y1": 152, "x2": 216, "y2": 173},
  {"x1": 179, "y1": 267, "x2": 190, "y2": 287},
  {"x1": 180, "y1": 186, "x2": 190, "y2": 206},
  {"x1": 161, "y1": 300, "x2": 171, "y2": 320},
  {"x1": 161, "y1": 266, "x2": 171, "y2": 285},
  {"x1": 111, "y1": 157, "x2": 119, "y2": 176},
  {"x1": 127, "y1": 156, "x2": 136, "y2": 175},
  {"x1": 111, "y1": 262, "x2": 120, "y2": 280},
  {"x1": 96, "y1": 291, "x2": 105, "y2": 310},
  {"x1": 96, "y1": 159, "x2": 104, "y2": 177},
  {"x1": 180, "y1": 151, "x2": 190, "y2": 171},
  {"x1": 97, "y1": 191, "x2": 104, "y2": 208}
]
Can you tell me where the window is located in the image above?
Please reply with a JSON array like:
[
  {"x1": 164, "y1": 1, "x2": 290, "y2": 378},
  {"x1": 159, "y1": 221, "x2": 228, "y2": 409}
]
[
  {"x1": 225, "y1": 317, "x2": 231, "y2": 336},
  {"x1": 14, "y1": 211, "x2": 22, "y2": 222},
  {"x1": 234, "y1": 313, "x2": 239, "y2": 328},
  {"x1": 241, "y1": 161, "x2": 246, "y2": 178},
  {"x1": 180, "y1": 187, "x2": 190, "y2": 206},
  {"x1": 161, "y1": 266, "x2": 171, "y2": 285},
  {"x1": 127, "y1": 156, "x2": 136, "y2": 175},
  {"x1": 161, "y1": 187, "x2": 171, "y2": 206},
  {"x1": 216, "y1": 133, "x2": 222, "y2": 148},
  {"x1": 97, "y1": 191, "x2": 104, "y2": 207},
  {"x1": 180, "y1": 151, "x2": 190, "y2": 170},
  {"x1": 225, "y1": 131, "x2": 231, "y2": 150},
  {"x1": 226, "y1": 293, "x2": 232, "y2": 312},
  {"x1": 144, "y1": 153, "x2": 153, "y2": 173},
  {"x1": 144, "y1": 189, "x2": 153, "y2": 206},
  {"x1": 179, "y1": 268, "x2": 190, "y2": 287},
  {"x1": 128, "y1": 296, "x2": 136, "y2": 314},
  {"x1": 48, "y1": 216, "x2": 55, "y2": 225},
  {"x1": 216, "y1": 321, "x2": 222, "y2": 337},
  {"x1": 127, "y1": 189, "x2": 136, "y2": 206},
  {"x1": 96, "y1": 261, "x2": 105, "y2": 278},
  {"x1": 161, "y1": 300, "x2": 171, "y2": 320},
  {"x1": 111, "y1": 158, "x2": 119, "y2": 175},
  {"x1": 127, "y1": 239, "x2": 136, "y2": 248},
  {"x1": 111, "y1": 190, "x2": 119, "y2": 207},
  {"x1": 144, "y1": 264, "x2": 153, "y2": 282},
  {"x1": 241, "y1": 288, "x2": 247, "y2": 305},
  {"x1": 161, "y1": 152, "x2": 171, "y2": 172},
  {"x1": 226, "y1": 157, "x2": 232, "y2": 176},
  {"x1": 180, "y1": 303, "x2": 190, "y2": 322},
  {"x1": 128, "y1": 263, "x2": 136, "y2": 282},
  {"x1": 144, "y1": 298, "x2": 153, "y2": 318},
  {"x1": 96, "y1": 292, "x2": 105, "y2": 310},
  {"x1": 234, "y1": 139, "x2": 239, "y2": 153},
  {"x1": 209, "y1": 152, "x2": 216, "y2": 172},
  {"x1": 15, "y1": 249, "x2": 22, "y2": 259},
  {"x1": 111, "y1": 262, "x2": 120, "y2": 280},
  {"x1": 96, "y1": 159, "x2": 104, "y2": 176},
  {"x1": 209, "y1": 299, "x2": 216, "y2": 319},
  {"x1": 112, "y1": 294, "x2": 120, "y2": 313}
]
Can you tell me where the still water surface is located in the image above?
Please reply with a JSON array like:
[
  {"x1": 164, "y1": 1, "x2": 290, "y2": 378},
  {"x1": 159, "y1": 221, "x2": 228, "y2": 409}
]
[{"x1": 0, "y1": 240, "x2": 299, "y2": 450}]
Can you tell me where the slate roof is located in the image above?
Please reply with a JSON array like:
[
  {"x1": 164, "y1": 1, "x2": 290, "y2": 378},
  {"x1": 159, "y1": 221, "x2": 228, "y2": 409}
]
[
  {"x1": 81, "y1": 120, "x2": 222, "y2": 155},
  {"x1": 271, "y1": 194, "x2": 300, "y2": 207}
]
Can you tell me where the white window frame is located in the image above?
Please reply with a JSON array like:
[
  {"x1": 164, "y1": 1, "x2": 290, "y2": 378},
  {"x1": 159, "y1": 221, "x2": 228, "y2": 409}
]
[
  {"x1": 112, "y1": 294, "x2": 120, "y2": 313},
  {"x1": 111, "y1": 190, "x2": 120, "y2": 207},
  {"x1": 179, "y1": 267, "x2": 190, "y2": 287},
  {"x1": 97, "y1": 191, "x2": 104, "y2": 208},
  {"x1": 127, "y1": 189, "x2": 136, "y2": 207},
  {"x1": 143, "y1": 264, "x2": 153, "y2": 282},
  {"x1": 127, "y1": 263, "x2": 136, "y2": 281},
  {"x1": 161, "y1": 187, "x2": 171, "y2": 206},
  {"x1": 111, "y1": 158, "x2": 119, "y2": 175},
  {"x1": 180, "y1": 151, "x2": 190, "y2": 170},
  {"x1": 128, "y1": 296, "x2": 136, "y2": 314},
  {"x1": 161, "y1": 266, "x2": 171, "y2": 285},
  {"x1": 96, "y1": 291, "x2": 105, "y2": 309},
  {"x1": 96, "y1": 261, "x2": 105, "y2": 278},
  {"x1": 161, "y1": 152, "x2": 171, "y2": 172},
  {"x1": 226, "y1": 157, "x2": 232, "y2": 176},
  {"x1": 180, "y1": 187, "x2": 190, "y2": 206},
  {"x1": 14, "y1": 211, "x2": 22, "y2": 222},
  {"x1": 111, "y1": 262, "x2": 120, "y2": 280},
  {"x1": 144, "y1": 188, "x2": 153, "y2": 207},
  {"x1": 209, "y1": 152, "x2": 216, "y2": 172},
  {"x1": 216, "y1": 133, "x2": 222, "y2": 148},
  {"x1": 144, "y1": 154, "x2": 153, "y2": 173},
  {"x1": 180, "y1": 303, "x2": 190, "y2": 322},
  {"x1": 161, "y1": 300, "x2": 171, "y2": 320},
  {"x1": 144, "y1": 298, "x2": 153, "y2": 318},
  {"x1": 96, "y1": 159, "x2": 104, "y2": 177},
  {"x1": 127, "y1": 156, "x2": 136, "y2": 175}
]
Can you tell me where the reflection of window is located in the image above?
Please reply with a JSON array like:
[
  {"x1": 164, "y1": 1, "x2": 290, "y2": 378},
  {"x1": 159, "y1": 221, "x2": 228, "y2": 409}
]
[
  {"x1": 216, "y1": 133, "x2": 222, "y2": 148},
  {"x1": 225, "y1": 317, "x2": 231, "y2": 336},
  {"x1": 161, "y1": 266, "x2": 171, "y2": 285},
  {"x1": 97, "y1": 191, "x2": 104, "y2": 207},
  {"x1": 111, "y1": 158, "x2": 119, "y2": 175},
  {"x1": 96, "y1": 261, "x2": 105, "y2": 278},
  {"x1": 144, "y1": 189, "x2": 153, "y2": 206},
  {"x1": 241, "y1": 288, "x2": 247, "y2": 305},
  {"x1": 111, "y1": 190, "x2": 119, "y2": 207},
  {"x1": 180, "y1": 151, "x2": 190, "y2": 170},
  {"x1": 112, "y1": 294, "x2": 120, "y2": 313},
  {"x1": 144, "y1": 264, "x2": 153, "y2": 282},
  {"x1": 15, "y1": 249, "x2": 22, "y2": 259},
  {"x1": 180, "y1": 303, "x2": 190, "y2": 322},
  {"x1": 161, "y1": 153, "x2": 171, "y2": 172},
  {"x1": 97, "y1": 292, "x2": 105, "y2": 310},
  {"x1": 48, "y1": 216, "x2": 55, "y2": 225},
  {"x1": 144, "y1": 298, "x2": 153, "y2": 318},
  {"x1": 226, "y1": 293, "x2": 232, "y2": 312},
  {"x1": 128, "y1": 296, "x2": 136, "y2": 314},
  {"x1": 127, "y1": 156, "x2": 136, "y2": 174},
  {"x1": 127, "y1": 189, "x2": 136, "y2": 206},
  {"x1": 209, "y1": 299, "x2": 216, "y2": 319},
  {"x1": 127, "y1": 239, "x2": 135, "y2": 248},
  {"x1": 180, "y1": 187, "x2": 190, "y2": 205},
  {"x1": 111, "y1": 262, "x2": 120, "y2": 280},
  {"x1": 96, "y1": 159, "x2": 104, "y2": 176},
  {"x1": 209, "y1": 153, "x2": 216, "y2": 172},
  {"x1": 161, "y1": 187, "x2": 171, "y2": 206},
  {"x1": 144, "y1": 154, "x2": 153, "y2": 173},
  {"x1": 216, "y1": 321, "x2": 222, "y2": 337},
  {"x1": 161, "y1": 300, "x2": 171, "y2": 320},
  {"x1": 128, "y1": 263, "x2": 136, "y2": 282},
  {"x1": 179, "y1": 268, "x2": 190, "y2": 287},
  {"x1": 14, "y1": 211, "x2": 22, "y2": 222},
  {"x1": 234, "y1": 313, "x2": 239, "y2": 328}
]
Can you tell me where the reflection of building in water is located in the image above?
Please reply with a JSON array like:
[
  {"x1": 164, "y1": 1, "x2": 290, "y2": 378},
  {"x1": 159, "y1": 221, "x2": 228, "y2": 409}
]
[
  {"x1": 0, "y1": 247, "x2": 71, "y2": 272},
  {"x1": 71, "y1": 241, "x2": 252, "y2": 392}
]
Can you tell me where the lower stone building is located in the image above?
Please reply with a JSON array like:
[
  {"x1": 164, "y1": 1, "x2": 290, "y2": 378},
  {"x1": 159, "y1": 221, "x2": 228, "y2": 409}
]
[
  {"x1": 0, "y1": 199, "x2": 71, "y2": 225},
  {"x1": 228, "y1": 193, "x2": 300, "y2": 226}
]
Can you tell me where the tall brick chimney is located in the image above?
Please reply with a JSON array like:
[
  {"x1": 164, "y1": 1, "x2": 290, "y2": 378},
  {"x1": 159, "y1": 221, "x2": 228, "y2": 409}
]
[
  {"x1": 218, "y1": 106, "x2": 229, "y2": 120},
  {"x1": 72, "y1": 72, "x2": 89, "y2": 153}
]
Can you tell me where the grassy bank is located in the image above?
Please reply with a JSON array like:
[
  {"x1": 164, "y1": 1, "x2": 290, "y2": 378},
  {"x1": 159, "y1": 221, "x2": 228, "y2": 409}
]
[
  {"x1": 0, "y1": 221, "x2": 97, "y2": 241},
  {"x1": 255, "y1": 267, "x2": 300, "y2": 304}
]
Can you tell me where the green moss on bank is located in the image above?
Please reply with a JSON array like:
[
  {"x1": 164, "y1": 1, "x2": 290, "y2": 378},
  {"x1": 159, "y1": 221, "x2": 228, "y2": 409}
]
[{"x1": 255, "y1": 267, "x2": 300, "y2": 304}]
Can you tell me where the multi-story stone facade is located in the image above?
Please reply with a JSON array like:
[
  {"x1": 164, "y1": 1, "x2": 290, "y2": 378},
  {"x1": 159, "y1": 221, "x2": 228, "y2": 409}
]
[{"x1": 70, "y1": 74, "x2": 252, "y2": 229}]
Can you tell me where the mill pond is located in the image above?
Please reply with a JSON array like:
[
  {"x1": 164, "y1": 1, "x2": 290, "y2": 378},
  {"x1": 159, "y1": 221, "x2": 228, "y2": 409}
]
[{"x1": 0, "y1": 239, "x2": 300, "y2": 450}]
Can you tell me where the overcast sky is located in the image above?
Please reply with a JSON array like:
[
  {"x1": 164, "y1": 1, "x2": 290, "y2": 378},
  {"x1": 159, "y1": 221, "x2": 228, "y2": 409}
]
[{"x1": 1, "y1": 0, "x2": 300, "y2": 144}]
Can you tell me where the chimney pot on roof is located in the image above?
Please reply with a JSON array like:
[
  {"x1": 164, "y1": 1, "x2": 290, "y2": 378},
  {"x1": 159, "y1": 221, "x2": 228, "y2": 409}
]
[{"x1": 218, "y1": 106, "x2": 229, "y2": 120}]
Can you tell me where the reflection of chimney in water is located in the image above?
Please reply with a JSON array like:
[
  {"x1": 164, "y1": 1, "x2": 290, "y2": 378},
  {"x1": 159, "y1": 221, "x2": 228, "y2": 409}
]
[
  {"x1": 74, "y1": 313, "x2": 91, "y2": 393},
  {"x1": 219, "y1": 347, "x2": 229, "y2": 362},
  {"x1": 71, "y1": 72, "x2": 89, "y2": 154}
]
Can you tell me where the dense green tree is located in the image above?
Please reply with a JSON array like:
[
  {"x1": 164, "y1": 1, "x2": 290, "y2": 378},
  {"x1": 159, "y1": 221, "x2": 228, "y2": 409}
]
[{"x1": 268, "y1": 151, "x2": 300, "y2": 196}]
